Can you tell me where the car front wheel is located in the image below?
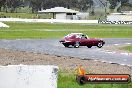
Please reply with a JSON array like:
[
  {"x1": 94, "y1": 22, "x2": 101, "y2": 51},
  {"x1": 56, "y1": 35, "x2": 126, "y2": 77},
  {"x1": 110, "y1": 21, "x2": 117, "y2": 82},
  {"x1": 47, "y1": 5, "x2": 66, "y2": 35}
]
[
  {"x1": 63, "y1": 44, "x2": 69, "y2": 47},
  {"x1": 97, "y1": 42, "x2": 103, "y2": 48},
  {"x1": 74, "y1": 42, "x2": 80, "y2": 48}
]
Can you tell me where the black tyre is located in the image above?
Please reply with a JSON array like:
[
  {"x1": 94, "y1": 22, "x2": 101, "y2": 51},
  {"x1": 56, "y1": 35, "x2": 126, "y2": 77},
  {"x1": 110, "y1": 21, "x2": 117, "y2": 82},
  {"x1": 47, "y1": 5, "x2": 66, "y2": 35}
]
[
  {"x1": 63, "y1": 44, "x2": 69, "y2": 47},
  {"x1": 76, "y1": 76, "x2": 86, "y2": 85},
  {"x1": 87, "y1": 46, "x2": 92, "y2": 48},
  {"x1": 97, "y1": 42, "x2": 103, "y2": 48},
  {"x1": 74, "y1": 42, "x2": 80, "y2": 48}
]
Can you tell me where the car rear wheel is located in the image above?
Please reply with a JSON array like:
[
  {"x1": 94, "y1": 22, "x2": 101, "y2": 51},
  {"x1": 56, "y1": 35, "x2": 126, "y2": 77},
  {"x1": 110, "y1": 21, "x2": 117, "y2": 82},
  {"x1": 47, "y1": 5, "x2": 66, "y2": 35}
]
[
  {"x1": 87, "y1": 46, "x2": 92, "y2": 48},
  {"x1": 74, "y1": 42, "x2": 80, "y2": 48},
  {"x1": 97, "y1": 42, "x2": 103, "y2": 48}
]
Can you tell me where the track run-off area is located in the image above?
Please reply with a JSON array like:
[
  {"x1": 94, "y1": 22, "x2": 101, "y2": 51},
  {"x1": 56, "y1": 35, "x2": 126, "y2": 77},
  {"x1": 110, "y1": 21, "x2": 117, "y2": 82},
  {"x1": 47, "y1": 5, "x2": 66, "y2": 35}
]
[{"x1": 0, "y1": 38, "x2": 132, "y2": 66}]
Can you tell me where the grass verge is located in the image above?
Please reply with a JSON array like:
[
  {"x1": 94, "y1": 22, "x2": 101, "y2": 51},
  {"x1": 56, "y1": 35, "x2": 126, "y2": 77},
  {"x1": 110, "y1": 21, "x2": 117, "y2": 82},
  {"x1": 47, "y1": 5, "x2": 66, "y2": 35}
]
[
  {"x1": 0, "y1": 12, "x2": 52, "y2": 19},
  {"x1": 120, "y1": 45, "x2": 132, "y2": 52},
  {"x1": 0, "y1": 22, "x2": 132, "y2": 39}
]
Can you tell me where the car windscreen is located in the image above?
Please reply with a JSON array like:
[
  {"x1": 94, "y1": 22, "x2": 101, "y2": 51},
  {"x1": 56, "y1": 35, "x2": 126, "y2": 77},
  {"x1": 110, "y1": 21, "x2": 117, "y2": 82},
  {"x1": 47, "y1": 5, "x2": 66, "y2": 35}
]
[{"x1": 65, "y1": 34, "x2": 76, "y2": 39}]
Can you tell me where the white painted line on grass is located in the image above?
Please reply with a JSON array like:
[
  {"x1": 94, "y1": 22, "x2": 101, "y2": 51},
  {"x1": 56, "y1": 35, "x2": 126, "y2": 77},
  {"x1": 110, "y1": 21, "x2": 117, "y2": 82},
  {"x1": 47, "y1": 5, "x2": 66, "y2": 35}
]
[
  {"x1": 125, "y1": 43, "x2": 131, "y2": 45},
  {"x1": 121, "y1": 53, "x2": 129, "y2": 56},
  {"x1": 114, "y1": 44, "x2": 119, "y2": 46}
]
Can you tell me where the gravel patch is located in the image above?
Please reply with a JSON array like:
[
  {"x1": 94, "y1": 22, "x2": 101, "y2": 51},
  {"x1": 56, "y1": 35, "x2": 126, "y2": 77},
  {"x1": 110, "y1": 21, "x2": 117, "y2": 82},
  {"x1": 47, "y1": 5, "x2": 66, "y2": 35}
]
[{"x1": 0, "y1": 48, "x2": 132, "y2": 78}]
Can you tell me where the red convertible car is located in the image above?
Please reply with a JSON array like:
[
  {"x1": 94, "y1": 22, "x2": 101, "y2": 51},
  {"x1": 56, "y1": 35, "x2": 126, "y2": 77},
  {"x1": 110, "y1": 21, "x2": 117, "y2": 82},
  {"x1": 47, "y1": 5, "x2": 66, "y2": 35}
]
[{"x1": 59, "y1": 33, "x2": 105, "y2": 48}]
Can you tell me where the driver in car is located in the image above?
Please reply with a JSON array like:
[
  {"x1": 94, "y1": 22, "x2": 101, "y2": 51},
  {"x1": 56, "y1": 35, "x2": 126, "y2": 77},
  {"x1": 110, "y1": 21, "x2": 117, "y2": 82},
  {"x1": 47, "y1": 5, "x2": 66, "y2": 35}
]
[{"x1": 81, "y1": 35, "x2": 87, "y2": 39}]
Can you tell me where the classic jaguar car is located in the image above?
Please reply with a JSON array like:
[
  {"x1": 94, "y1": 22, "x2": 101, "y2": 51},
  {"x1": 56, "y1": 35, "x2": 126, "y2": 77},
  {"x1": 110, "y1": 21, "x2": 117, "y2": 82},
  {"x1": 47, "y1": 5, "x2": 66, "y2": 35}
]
[{"x1": 59, "y1": 33, "x2": 105, "y2": 48}]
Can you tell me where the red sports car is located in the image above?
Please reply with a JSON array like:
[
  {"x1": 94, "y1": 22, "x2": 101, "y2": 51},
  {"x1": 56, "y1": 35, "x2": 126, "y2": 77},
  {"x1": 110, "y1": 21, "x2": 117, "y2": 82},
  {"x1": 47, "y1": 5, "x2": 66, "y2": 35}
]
[{"x1": 59, "y1": 33, "x2": 105, "y2": 48}]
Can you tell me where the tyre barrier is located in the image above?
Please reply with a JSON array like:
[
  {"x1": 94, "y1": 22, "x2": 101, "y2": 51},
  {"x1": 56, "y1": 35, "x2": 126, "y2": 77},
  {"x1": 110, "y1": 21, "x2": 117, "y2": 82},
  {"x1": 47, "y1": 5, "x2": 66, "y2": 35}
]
[
  {"x1": 76, "y1": 74, "x2": 131, "y2": 85},
  {"x1": 98, "y1": 20, "x2": 132, "y2": 24}
]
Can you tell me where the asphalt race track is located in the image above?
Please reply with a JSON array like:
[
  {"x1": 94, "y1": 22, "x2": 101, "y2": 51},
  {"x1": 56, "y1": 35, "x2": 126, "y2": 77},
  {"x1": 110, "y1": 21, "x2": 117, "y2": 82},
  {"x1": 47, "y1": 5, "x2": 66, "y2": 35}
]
[{"x1": 0, "y1": 38, "x2": 132, "y2": 66}]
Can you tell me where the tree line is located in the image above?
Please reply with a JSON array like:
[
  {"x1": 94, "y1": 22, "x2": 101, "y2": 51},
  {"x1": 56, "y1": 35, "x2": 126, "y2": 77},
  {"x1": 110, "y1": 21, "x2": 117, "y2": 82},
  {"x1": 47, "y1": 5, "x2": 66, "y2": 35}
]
[
  {"x1": 0, "y1": 0, "x2": 94, "y2": 13},
  {"x1": 108, "y1": 0, "x2": 130, "y2": 9},
  {"x1": 0, "y1": 0, "x2": 130, "y2": 13}
]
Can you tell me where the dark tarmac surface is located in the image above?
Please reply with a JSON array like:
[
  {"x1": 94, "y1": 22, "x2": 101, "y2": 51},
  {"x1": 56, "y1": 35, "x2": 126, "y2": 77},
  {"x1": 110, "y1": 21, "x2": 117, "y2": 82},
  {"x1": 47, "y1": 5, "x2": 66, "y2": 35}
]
[{"x1": 0, "y1": 38, "x2": 132, "y2": 66}]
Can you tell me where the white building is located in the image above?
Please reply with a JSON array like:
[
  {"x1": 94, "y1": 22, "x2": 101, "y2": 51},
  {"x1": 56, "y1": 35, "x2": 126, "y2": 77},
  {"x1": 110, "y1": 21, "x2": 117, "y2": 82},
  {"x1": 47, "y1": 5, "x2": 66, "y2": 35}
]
[
  {"x1": 107, "y1": 11, "x2": 132, "y2": 21},
  {"x1": 38, "y1": 7, "x2": 79, "y2": 20}
]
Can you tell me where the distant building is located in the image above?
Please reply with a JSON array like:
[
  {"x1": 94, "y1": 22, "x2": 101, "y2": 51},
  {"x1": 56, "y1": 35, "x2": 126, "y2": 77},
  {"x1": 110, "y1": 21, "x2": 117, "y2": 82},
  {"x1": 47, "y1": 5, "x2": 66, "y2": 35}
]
[
  {"x1": 38, "y1": 7, "x2": 79, "y2": 20},
  {"x1": 107, "y1": 11, "x2": 132, "y2": 21},
  {"x1": 38, "y1": 7, "x2": 89, "y2": 20}
]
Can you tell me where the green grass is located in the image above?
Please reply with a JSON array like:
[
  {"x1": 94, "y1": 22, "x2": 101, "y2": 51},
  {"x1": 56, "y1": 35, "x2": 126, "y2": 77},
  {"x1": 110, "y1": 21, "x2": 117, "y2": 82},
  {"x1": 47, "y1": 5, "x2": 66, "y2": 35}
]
[
  {"x1": 120, "y1": 45, "x2": 132, "y2": 52},
  {"x1": 58, "y1": 72, "x2": 132, "y2": 88},
  {"x1": 0, "y1": 22, "x2": 132, "y2": 39},
  {"x1": 0, "y1": 12, "x2": 52, "y2": 19}
]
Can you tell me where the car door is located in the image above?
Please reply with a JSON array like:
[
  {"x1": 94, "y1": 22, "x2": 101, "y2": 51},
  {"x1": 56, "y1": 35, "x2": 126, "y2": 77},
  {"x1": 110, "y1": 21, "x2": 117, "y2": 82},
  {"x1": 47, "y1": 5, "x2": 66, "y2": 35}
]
[
  {"x1": 85, "y1": 38, "x2": 94, "y2": 46},
  {"x1": 85, "y1": 38, "x2": 97, "y2": 46},
  {"x1": 90, "y1": 39, "x2": 99, "y2": 46},
  {"x1": 79, "y1": 36, "x2": 89, "y2": 46}
]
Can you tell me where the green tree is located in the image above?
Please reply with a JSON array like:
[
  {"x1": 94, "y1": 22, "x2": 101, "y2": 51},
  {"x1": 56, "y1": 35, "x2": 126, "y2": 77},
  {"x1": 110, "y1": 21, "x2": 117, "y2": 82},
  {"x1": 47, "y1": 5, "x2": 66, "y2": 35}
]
[{"x1": 0, "y1": 0, "x2": 6, "y2": 11}]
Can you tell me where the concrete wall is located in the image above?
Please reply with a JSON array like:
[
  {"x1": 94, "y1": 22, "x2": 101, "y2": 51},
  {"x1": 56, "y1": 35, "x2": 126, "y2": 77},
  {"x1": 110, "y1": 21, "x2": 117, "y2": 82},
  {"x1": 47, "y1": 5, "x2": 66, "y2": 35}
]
[
  {"x1": 0, "y1": 65, "x2": 58, "y2": 88},
  {"x1": 0, "y1": 18, "x2": 98, "y2": 24}
]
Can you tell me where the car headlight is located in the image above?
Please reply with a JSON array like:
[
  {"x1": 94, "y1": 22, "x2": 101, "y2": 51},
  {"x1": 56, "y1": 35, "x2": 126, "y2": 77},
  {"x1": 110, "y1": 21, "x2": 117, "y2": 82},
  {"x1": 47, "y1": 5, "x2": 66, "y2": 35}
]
[{"x1": 65, "y1": 40, "x2": 71, "y2": 42}]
